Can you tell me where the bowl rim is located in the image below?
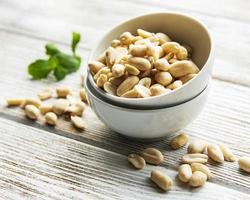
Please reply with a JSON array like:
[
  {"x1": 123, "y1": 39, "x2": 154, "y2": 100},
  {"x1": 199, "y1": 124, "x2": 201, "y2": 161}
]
[
  {"x1": 88, "y1": 11, "x2": 213, "y2": 103},
  {"x1": 85, "y1": 75, "x2": 209, "y2": 112}
]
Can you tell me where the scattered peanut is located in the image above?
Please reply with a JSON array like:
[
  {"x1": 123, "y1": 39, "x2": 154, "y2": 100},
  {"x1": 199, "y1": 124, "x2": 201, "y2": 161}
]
[
  {"x1": 219, "y1": 143, "x2": 236, "y2": 162},
  {"x1": 238, "y1": 157, "x2": 250, "y2": 173},
  {"x1": 45, "y1": 112, "x2": 57, "y2": 125},
  {"x1": 24, "y1": 105, "x2": 40, "y2": 120},
  {"x1": 79, "y1": 88, "x2": 88, "y2": 103},
  {"x1": 191, "y1": 163, "x2": 211, "y2": 179},
  {"x1": 189, "y1": 171, "x2": 207, "y2": 187},
  {"x1": 178, "y1": 164, "x2": 192, "y2": 183},
  {"x1": 128, "y1": 154, "x2": 146, "y2": 169},
  {"x1": 39, "y1": 104, "x2": 53, "y2": 115},
  {"x1": 150, "y1": 170, "x2": 173, "y2": 191},
  {"x1": 187, "y1": 140, "x2": 207, "y2": 154},
  {"x1": 52, "y1": 99, "x2": 69, "y2": 115},
  {"x1": 207, "y1": 144, "x2": 224, "y2": 163},
  {"x1": 170, "y1": 133, "x2": 189, "y2": 150},
  {"x1": 182, "y1": 153, "x2": 208, "y2": 164},
  {"x1": 141, "y1": 148, "x2": 164, "y2": 165},
  {"x1": 37, "y1": 87, "x2": 53, "y2": 100},
  {"x1": 71, "y1": 115, "x2": 86, "y2": 130},
  {"x1": 6, "y1": 98, "x2": 25, "y2": 107},
  {"x1": 56, "y1": 87, "x2": 71, "y2": 98}
]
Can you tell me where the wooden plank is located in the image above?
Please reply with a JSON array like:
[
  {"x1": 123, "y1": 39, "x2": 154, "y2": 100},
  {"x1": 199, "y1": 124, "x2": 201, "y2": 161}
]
[
  {"x1": 0, "y1": 117, "x2": 249, "y2": 199},
  {"x1": 0, "y1": 0, "x2": 250, "y2": 85},
  {"x1": 0, "y1": 28, "x2": 250, "y2": 192}
]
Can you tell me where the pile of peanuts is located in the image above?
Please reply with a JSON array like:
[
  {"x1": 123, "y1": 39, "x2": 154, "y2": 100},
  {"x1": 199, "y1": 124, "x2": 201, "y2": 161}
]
[
  {"x1": 88, "y1": 29, "x2": 199, "y2": 98},
  {"x1": 128, "y1": 133, "x2": 250, "y2": 191},
  {"x1": 6, "y1": 86, "x2": 88, "y2": 130}
]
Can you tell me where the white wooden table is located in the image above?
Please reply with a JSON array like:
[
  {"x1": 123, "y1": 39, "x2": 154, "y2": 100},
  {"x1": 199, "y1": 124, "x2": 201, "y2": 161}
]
[{"x1": 0, "y1": 0, "x2": 249, "y2": 199}]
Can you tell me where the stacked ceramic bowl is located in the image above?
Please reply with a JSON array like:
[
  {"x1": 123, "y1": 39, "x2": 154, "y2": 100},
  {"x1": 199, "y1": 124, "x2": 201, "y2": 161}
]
[{"x1": 85, "y1": 12, "x2": 214, "y2": 141}]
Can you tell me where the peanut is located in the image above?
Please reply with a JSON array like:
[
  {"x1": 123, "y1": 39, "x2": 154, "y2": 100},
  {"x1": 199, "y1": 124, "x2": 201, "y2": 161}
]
[
  {"x1": 125, "y1": 64, "x2": 140, "y2": 75},
  {"x1": 207, "y1": 144, "x2": 224, "y2": 163},
  {"x1": 97, "y1": 51, "x2": 107, "y2": 65},
  {"x1": 52, "y1": 99, "x2": 69, "y2": 115},
  {"x1": 37, "y1": 87, "x2": 53, "y2": 100},
  {"x1": 189, "y1": 171, "x2": 207, "y2": 187},
  {"x1": 117, "y1": 76, "x2": 139, "y2": 96},
  {"x1": 141, "y1": 148, "x2": 164, "y2": 165},
  {"x1": 155, "y1": 32, "x2": 171, "y2": 45},
  {"x1": 191, "y1": 163, "x2": 211, "y2": 179},
  {"x1": 151, "y1": 170, "x2": 173, "y2": 191},
  {"x1": 155, "y1": 71, "x2": 173, "y2": 86},
  {"x1": 169, "y1": 60, "x2": 199, "y2": 78},
  {"x1": 96, "y1": 74, "x2": 108, "y2": 88},
  {"x1": 134, "y1": 85, "x2": 151, "y2": 98},
  {"x1": 103, "y1": 82, "x2": 117, "y2": 96},
  {"x1": 112, "y1": 64, "x2": 125, "y2": 78},
  {"x1": 167, "y1": 80, "x2": 183, "y2": 90},
  {"x1": 71, "y1": 116, "x2": 86, "y2": 130},
  {"x1": 178, "y1": 164, "x2": 192, "y2": 183},
  {"x1": 93, "y1": 67, "x2": 110, "y2": 81},
  {"x1": 150, "y1": 84, "x2": 171, "y2": 96},
  {"x1": 179, "y1": 73, "x2": 197, "y2": 84},
  {"x1": 79, "y1": 88, "x2": 88, "y2": 103},
  {"x1": 39, "y1": 104, "x2": 53, "y2": 115},
  {"x1": 154, "y1": 58, "x2": 170, "y2": 71},
  {"x1": 170, "y1": 133, "x2": 189, "y2": 150},
  {"x1": 129, "y1": 45, "x2": 147, "y2": 57},
  {"x1": 138, "y1": 77, "x2": 151, "y2": 88},
  {"x1": 238, "y1": 156, "x2": 250, "y2": 173},
  {"x1": 162, "y1": 42, "x2": 180, "y2": 54},
  {"x1": 88, "y1": 61, "x2": 105, "y2": 74},
  {"x1": 56, "y1": 87, "x2": 71, "y2": 98},
  {"x1": 176, "y1": 46, "x2": 188, "y2": 60},
  {"x1": 45, "y1": 112, "x2": 57, "y2": 125},
  {"x1": 137, "y1": 29, "x2": 153, "y2": 38},
  {"x1": 65, "y1": 104, "x2": 84, "y2": 116},
  {"x1": 111, "y1": 39, "x2": 121, "y2": 48},
  {"x1": 182, "y1": 153, "x2": 208, "y2": 164},
  {"x1": 121, "y1": 89, "x2": 138, "y2": 98},
  {"x1": 187, "y1": 140, "x2": 207, "y2": 154},
  {"x1": 119, "y1": 32, "x2": 134, "y2": 45},
  {"x1": 22, "y1": 98, "x2": 41, "y2": 108},
  {"x1": 25, "y1": 105, "x2": 40, "y2": 120},
  {"x1": 109, "y1": 76, "x2": 126, "y2": 86},
  {"x1": 128, "y1": 57, "x2": 151, "y2": 71},
  {"x1": 128, "y1": 154, "x2": 146, "y2": 169},
  {"x1": 219, "y1": 143, "x2": 236, "y2": 162},
  {"x1": 6, "y1": 98, "x2": 25, "y2": 107}
]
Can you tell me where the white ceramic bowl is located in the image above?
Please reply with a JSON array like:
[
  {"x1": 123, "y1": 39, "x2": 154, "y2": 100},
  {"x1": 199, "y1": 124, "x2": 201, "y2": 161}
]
[
  {"x1": 85, "y1": 77, "x2": 210, "y2": 140},
  {"x1": 88, "y1": 12, "x2": 214, "y2": 108}
]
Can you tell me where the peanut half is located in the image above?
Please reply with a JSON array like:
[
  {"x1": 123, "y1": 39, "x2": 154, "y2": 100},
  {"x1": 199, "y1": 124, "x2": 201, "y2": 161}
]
[
  {"x1": 189, "y1": 171, "x2": 207, "y2": 187},
  {"x1": 6, "y1": 98, "x2": 25, "y2": 107},
  {"x1": 45, "y1": 112, "x2": 57, "y2": 126},
  {"x1": 128, "y1": 154, "x2": 146, "y2": 169},
  {"x1": 169, "y1": 60, "x2": 199, "y2": 78},
  {"x1": 207, "y1": 144, "x2": 224, "y2": 163},
  {"x1": 219, "y1": 143, "x2": 236, "y2": 162},
  {"x1": 141, "y1": 148, "x2": 164, "y2": 165},
  {"x1": 25, "y1": 105, "x2": 40, "y2": 120},
  {"x1": 178, "y1": 164, "x2": 192, "y2": 183},
  {"x1": 56, "y1": 87, "x2": 71, "y2": 98},
  {"x1": 52, "y1": 99, "x2": 69, "y2": 115},
  {"x1": 170, "y1": 133, "x2": 189, "y2": 150},
  {"x1": 191, "y1": 163, "x2": 211, "y2": 179},
  {"x1": 238, "y1": 156, "x2": 250, "y2": 173},
  {"x1": 187, "y1": 140, "x2": 207, "y2": 154},
  {"x1": 117, "y1": 76, "x2": 139, "y2": 96},
  {"x1": 182, "y1": 153, "x2": 208, "y2": 164},
  {"x1": 150, "y1": 170, "x2": 173, "y2": 191},
  {"x1": 71, "y1": 116, "x2": 86, "y2": 130},
  {"x1": 37, "y1": 87, "x2": 53, "y2": 100}
]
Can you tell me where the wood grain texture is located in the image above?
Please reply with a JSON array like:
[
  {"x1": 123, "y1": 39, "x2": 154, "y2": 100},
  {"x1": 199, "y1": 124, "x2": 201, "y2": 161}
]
[
  {"x1": 0, "y1": 117, "x2": 249, "y2": 200},
  {"x1": 0, "y1": 0, "x2": 250, "y2": 86}
]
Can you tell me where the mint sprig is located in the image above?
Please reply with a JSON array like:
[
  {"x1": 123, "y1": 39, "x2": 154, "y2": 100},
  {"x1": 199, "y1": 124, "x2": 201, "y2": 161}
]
[{"x1": 28, "y1": 32, "x2": 81, "y2": 81}]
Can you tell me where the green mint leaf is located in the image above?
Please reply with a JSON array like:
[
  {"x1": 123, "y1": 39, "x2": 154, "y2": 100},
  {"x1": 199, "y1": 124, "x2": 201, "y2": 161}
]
[
  {"x1": 71, "y1": 32, "x2": 81, "y2": 54},
  {"x1": 54, "y1": 52, "x2": 81, "y2": 73},
  {"x1": 45, "y1": 43, "x2": 60, "y2": 55},
  {"x1": 53, "y1": 65, "x2": 67, "y2": 81},
  {"x1": 28, "y1": 59, "x2": 53, "y2": 80}
]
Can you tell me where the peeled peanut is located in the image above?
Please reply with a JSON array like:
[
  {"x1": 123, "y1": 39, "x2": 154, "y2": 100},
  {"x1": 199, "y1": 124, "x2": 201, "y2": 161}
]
[
  {"x1": 39, "y1": 104, "x2": 53, "y2": 115},
  {"x1": 141, "y1": 148, "x2": 164, "y2": 165},
  {"x1": 150, "y1": 84, "x2": 171, "y2": 96},
  {"x1": 105, "y1": 47, "x2": 116, "y2": 67},
  {"x1": 94, "y1": 67, "x2": 110, "y2": 81},
  {"x1": 88, "y1": 61, "x2": 105, "y2": 74},
  {"x1": 71, "y1": 116, "x2": 86, "y2": 130},
  {"x1": 151, "y1": 170, "x2": 173, "y2": 191},
  {"x1": 164, "y1": 52, "x2": 175, "y2": 61},
  {"x1": 146, "y1": 43, "x2": 159, "y2": 60},
  {"x1": 114, "y1": 47, "x2": 128, "y2": 64},
  {"x1": 128, "y1": 57, "x2": 152, "y2": 71},
  {"x1": 112, "y1": 64, "x2": 125, "y2": 78},
  {"x1": 156, "y1": 46, "x2": 165, "y2": 58},
  {"x1": 169, "y1": 60, "x2": 199, "y2": 78},
  {"x1": 191, "y1": 163, "x2": 211, "y2": 179},
  {"x1": 96, "y1": 74, "x2": 108, "y2": 88},
  {"x1": 179, "y1": 73, "x2": 197, "y2": 84},
  {"x1": 56, "y1": 87, "x2": 71, "y2": 98},
  {"x1": 155, "y1": 72, "x2": 173, "y2": 86},
  {"x1": 38, "y1": 87, "x2": 53, "y2": 100},
  {"x1": 119, "y1": 32, "x2": 134, "y2": 45},
  {"x1": 124, "y1": 64, "x2": 140, "y2": 75},
  {"x1": 137, "y1": 29, "x2": 153, "y2": 38},
  {"x1": 139, "y1": 69, "x2": 151, "y2": 79},
  {"x1": 170, "y1": 133, "x2": 189, "y2": 149},
  {"x1": 45, "y1": 112, "x2": 57, "y2": 125},
  {"x1": 167, "y1": 80, "x2": 183, "y2": 90},
  {"x1": 169, "y1": 58, "x2": 179, "y2": 64},
  {"x1": 189, "y1": 171, "x2": 207, "y2": 187},
  {"x1": 188, "y1": 140, "x2": 207, "y2": 154},
  {"x1": 25, "y1": 105, "x2": 40, "y2": 120},
  {"x1": 121, "y1": 89, "x2": 138, "y2": 98},
  {"x1": 117, "y1": 76, "x2": 139, "y2": 96},
  {"x1": 65, "y1": 103, "x2": 84, "y2": 116},
  {"x1": 132, "y1": 36, "x2": 143, "y2": 43},
  {"x1": 129, "y1": 45, "x2": 147, "y2": 57},
  {"x1": 238, "y1": 156, "x2": 250, "y2": 173},
  {"x1": 6, "y1": 98, "x2": 25, "y2": 107},
  {"x1": 176, "y1": 46, "x2": 188, "y2": 60},
  {"x1": 134, "y1": 85, "x2": 151, "y2": 98},
  {"x1": 111, "y1": 39, "x2": 121, "y2": 48},
  {"x1": 79, "y1": 88, "x2": 88, "y2": 103},
  {"x1": 109, "y1": 76, "x2": 127, "y2": 86},
  {"x1": 178, "y1": 164, "x2": 192, "y2": 183},
  {"x1": 155, "y1": 32, "x2": 171, "y2": 45},
  {"x1": 207, "y1": 144, "x2": 224, "y2": 163},
  {"x1": 138, "y1": 77, "x2": 151, "y2": 88},
  {"x1": 23, "y1": 98, "x2": 41, "y2": 108},
  {"x1": 154, "y1": 58, "x2": 170, "y2": 71},
  {"x1": 128, "y1": 154, "x2": 146, "y2": 169},
  {"x1": 97, "y1": 51, "x2": 107, "y2": 65},
  {"x1": 162, "y1": 42, "x2": 180, "y2": 54},
  {"x1": 219, "y1": 143, "x2": 236, "y2": 162},
  {"x1": 182, "y1": 153, "x2": 208, "y2": 164},
  {"x1": 103, "y1": 82, "x2": 117, "y2": 96},
  {"x1": 52, "y1": 99, "x2": 69, "y2": 115}
]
